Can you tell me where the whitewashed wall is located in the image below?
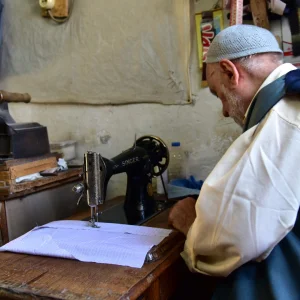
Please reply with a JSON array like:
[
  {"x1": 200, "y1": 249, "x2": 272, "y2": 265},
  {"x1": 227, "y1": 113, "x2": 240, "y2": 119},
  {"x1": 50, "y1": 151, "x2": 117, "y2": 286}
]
[{"x1": 8, "y1": 0, "x2": 241, "y2": 199}]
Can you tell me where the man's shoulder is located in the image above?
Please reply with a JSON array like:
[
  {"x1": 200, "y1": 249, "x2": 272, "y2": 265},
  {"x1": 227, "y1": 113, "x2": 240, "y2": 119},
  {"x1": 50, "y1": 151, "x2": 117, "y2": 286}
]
[
  {"x1": 239, "y1": 96, "x2": 300, "y2": 144},
  {"x1": 272, "y1": 96, "x2": 300, "y2": 128}
]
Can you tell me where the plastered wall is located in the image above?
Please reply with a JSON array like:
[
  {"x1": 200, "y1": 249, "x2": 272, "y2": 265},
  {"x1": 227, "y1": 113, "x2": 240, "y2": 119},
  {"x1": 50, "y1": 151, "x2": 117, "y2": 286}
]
[
  {"x1": 8, "y1": 0, "x2": 241, "y2": 199},
  {"x1": 10, "y1": 93, "x2": 240, "y2": 199}
]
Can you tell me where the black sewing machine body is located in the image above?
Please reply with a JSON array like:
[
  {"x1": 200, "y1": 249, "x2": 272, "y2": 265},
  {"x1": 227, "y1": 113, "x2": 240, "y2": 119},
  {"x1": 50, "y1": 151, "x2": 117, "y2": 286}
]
[
  {"x1": 74, "y1": 136, "x2": 169, "y2": 225},
  {"x1": 103, "y1": 143, "x2": 158, "y2": 224}
]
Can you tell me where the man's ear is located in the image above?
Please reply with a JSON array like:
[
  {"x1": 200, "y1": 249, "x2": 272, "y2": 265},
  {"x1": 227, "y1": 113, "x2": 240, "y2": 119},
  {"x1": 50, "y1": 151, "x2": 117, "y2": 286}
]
[{"x1": 219, "y1": 59, "x2": 239, "y2": 87}]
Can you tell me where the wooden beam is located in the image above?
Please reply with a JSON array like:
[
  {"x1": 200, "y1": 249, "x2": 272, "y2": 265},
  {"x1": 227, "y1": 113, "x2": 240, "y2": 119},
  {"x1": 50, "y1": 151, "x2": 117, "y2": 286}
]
[{"x1": 250, "y1": 0, "x2": 270, "y2": 30}]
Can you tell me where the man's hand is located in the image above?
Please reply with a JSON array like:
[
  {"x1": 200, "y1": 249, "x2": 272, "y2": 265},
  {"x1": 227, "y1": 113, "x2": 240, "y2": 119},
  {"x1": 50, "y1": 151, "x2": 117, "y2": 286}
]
[{"x1": 168, "y1": 197, "x2": 197, "y2": 236}]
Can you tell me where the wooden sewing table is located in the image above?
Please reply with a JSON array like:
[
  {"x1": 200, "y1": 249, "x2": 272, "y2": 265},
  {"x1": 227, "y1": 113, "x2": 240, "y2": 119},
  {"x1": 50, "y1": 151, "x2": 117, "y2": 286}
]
[{"x1": 0, "y1": 196, "x2": 189, "y2": 300}]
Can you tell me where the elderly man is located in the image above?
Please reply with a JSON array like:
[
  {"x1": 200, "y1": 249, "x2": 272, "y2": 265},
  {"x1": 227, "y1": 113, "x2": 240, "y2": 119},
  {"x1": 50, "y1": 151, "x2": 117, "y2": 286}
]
[{"x1": 169, "y1": 24, "x2": 300, "y2": 299}]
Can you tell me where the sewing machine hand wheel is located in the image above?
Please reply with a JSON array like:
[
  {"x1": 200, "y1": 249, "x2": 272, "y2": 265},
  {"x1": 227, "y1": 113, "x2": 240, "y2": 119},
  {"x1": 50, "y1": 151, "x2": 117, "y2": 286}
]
[{"x1": 135, "y1": 135, "x2": 169, "y2": 177}]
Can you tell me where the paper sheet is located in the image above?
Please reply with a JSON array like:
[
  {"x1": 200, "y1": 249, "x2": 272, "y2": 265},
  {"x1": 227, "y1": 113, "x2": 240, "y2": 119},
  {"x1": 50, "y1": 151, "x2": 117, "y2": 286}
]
[{"x1": 0, "y1": 221, "x2": 172, "y2": 268}]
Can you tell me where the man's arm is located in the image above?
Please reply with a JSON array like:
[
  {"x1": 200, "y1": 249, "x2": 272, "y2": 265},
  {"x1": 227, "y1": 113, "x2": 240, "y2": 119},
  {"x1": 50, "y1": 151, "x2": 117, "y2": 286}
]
[{"x1": 168, "y1": 197, "x2": 196, "y2": 236}]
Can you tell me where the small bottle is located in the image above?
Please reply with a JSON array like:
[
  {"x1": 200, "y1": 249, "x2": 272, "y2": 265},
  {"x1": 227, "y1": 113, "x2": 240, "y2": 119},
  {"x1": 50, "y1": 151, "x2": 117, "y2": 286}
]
[
  {"x1": 156, "y1": 170, "x2": 168, "y2": 195},
  {"x1": 168, "y1": 142, "x2": 184, "y2": 182}
]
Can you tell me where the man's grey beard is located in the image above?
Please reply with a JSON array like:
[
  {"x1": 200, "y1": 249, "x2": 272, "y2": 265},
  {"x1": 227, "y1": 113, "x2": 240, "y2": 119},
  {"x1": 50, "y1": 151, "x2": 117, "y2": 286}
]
[{"x1": 220, "y1": 85, "x2": 244, "y2": 127}]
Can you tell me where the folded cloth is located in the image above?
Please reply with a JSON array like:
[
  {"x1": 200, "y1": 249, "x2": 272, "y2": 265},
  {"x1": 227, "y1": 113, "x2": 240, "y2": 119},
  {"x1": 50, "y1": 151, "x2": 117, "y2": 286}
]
[
  {"x1": 167, "y1": 184, "x2": 200, "y2": 199},
  {"x1": 170, "y1": 176, "x2": 203, "y2": 190},
  {"x1": 167, "y1": 176, "x2": 203, "y2": 199}
]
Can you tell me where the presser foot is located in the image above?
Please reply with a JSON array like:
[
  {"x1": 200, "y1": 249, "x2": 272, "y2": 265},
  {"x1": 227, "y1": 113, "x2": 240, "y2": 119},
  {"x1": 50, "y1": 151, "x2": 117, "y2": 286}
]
[
  {"x1": 89, "y1": 207, "x2": 100, "y2": 228},
  {"x1": 89, "y1": 218, "x2": 100, "y2": 228}
]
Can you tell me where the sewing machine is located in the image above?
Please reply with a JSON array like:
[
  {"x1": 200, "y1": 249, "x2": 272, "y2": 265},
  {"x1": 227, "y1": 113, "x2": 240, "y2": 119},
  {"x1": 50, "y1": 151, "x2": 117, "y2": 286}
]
[
  {"x1": 73, "y1": 135, "x2": 170, "y2": 226},
  {"x1": 0, "y1": 90, "x2": 50, "y2": 161}
]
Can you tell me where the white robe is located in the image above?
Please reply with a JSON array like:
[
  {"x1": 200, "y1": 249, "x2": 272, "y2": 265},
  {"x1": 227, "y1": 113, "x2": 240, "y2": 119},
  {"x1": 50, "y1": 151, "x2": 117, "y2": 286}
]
[{"x1": 182, "y1": 63, "x2": 300, "y2": 277}]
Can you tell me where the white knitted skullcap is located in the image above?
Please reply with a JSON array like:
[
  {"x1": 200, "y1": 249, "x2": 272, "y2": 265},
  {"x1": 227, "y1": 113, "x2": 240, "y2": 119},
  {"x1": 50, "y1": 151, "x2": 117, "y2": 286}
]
[{"x1": 206, "y1": 25, "x2": 283, "y2": 63}]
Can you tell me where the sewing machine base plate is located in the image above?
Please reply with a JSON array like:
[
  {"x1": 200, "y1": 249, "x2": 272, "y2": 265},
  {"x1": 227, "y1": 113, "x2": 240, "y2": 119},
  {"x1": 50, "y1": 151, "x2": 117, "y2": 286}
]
[{"x1": 82, "y1": 200, "x2": 172, "y2": 225}]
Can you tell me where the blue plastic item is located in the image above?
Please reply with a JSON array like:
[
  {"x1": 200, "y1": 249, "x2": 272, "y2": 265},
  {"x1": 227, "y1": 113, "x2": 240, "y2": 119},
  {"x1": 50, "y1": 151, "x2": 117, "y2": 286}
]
[{"x1": 171, "y1": 142, "x2": 180, "y2": 147}]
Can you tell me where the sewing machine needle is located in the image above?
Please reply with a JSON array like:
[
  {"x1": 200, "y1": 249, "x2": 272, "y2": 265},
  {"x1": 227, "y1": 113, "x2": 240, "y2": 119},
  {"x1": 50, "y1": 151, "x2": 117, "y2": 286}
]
[{"x1": 90, "y1": 206, "x2": 100, "y2": 228}]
